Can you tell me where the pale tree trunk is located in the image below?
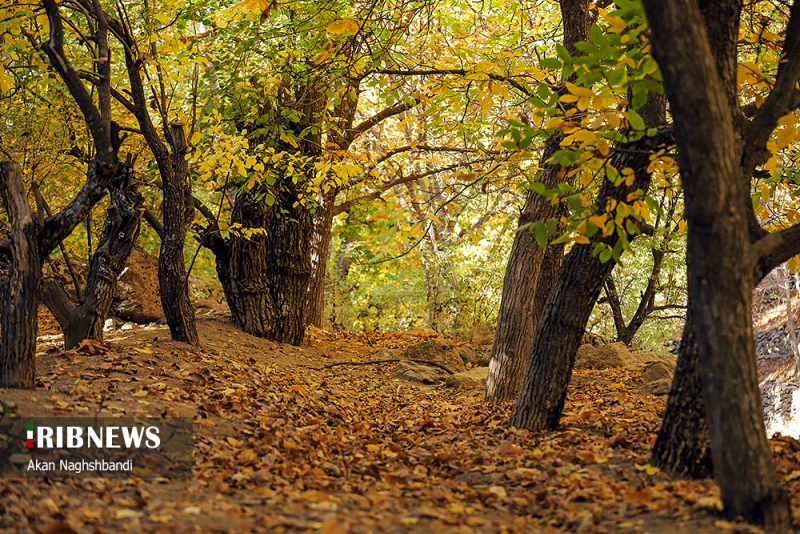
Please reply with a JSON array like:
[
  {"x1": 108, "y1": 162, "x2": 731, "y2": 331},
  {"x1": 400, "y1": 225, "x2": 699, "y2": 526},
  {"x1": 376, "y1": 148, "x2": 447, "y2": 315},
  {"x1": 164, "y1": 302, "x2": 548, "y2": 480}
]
[
  {"x1": 486, "y1": 0, "x2": 590, "y2": 403},
  {"x1": 305, "y1": 191, "x2": 336, "y2": 328}
]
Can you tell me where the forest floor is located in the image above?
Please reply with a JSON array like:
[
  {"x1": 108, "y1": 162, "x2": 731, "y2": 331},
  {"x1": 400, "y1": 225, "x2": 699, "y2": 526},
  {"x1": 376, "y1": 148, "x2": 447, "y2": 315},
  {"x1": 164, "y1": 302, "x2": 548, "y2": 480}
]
[{"x1": 2, "y1": 311, "x2": 800, "y2": 533}]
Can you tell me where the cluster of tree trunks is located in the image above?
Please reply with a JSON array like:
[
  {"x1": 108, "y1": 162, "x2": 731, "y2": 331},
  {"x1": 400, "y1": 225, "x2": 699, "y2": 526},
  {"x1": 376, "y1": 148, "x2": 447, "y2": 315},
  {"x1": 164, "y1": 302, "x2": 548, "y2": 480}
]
[{"x1": 485, "y1": 0, "x2": 590, "y2": 403}]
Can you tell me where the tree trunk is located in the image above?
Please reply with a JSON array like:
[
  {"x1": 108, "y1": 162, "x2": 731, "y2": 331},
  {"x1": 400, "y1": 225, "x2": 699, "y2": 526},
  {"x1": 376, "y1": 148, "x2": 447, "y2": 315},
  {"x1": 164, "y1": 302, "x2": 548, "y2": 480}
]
[
  {"x1": 227, "y1": 185, "x2": 314, "y2": 345},
  {"x1": 41, "y1": 158, "x2": 142, "y2": 350},
  {"x1": 0, "y1": 162, "x2": 42, "y2": 389},
  {"x1": 641, "y1": 0, "x2": 793, "y2": 526},
  {"x1": 508, "y1": 92, "x2": 667, "y2": 429},
  {"x1": 305, "y1": 192, "x2": 336, "y2": 328},
  {"x1": 158, "y1": 122, "x2": 198, "y2": 345},
  {"x1": 650, "y1": 307, "x2": 712, "y2": 478},
  {"x1": 486, "y1": 0, "x2": 590, "y2": 403}
]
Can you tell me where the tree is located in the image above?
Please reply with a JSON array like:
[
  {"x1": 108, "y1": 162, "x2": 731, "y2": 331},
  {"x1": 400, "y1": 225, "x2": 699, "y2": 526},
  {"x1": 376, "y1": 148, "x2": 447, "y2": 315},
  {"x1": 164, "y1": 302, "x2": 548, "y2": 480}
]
[
  {"x1": 192, "y1": 0, "x2": 524, "y2": 344},
  {"x1": 485, "y1": 0, "x2": 590, "y2": 403},
  {"x1": 640, "y1": 0, "x2": 800, "y2": 527},
  {"x1": 0, "y1": 0, "x2": 123, "y2": 387},
  {"x1": 508, "y1": 86, "x2": 667, "y2": 428},
  {"x1": 41, "y1": 156, "x2": 142, "y2": 350}
]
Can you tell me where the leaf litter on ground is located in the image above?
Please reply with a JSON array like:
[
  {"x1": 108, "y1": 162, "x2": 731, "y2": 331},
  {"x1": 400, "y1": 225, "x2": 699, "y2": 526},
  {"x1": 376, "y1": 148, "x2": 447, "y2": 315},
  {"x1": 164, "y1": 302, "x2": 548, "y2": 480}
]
[{"x1": 1, "y1": 313, "x2": 797, "y2": 533}]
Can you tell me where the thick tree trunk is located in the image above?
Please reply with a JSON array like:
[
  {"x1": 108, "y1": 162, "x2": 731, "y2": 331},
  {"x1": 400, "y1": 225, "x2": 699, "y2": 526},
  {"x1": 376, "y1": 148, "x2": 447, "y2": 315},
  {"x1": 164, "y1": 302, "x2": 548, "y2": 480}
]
[
  {"x1": 0, "y1": 163, "x2": 42, "y2": 389},
  {"x1": 650, "y1": 307, "x2": 713, "y2": 478},
  {"x1": 508, "y1": 92, "x2": 667, "y2": 429},
  {"x1": 486, "y1": 0, "x2": 590, "y2": 403},
  {"x1": 642, "y1": 0, "x2": 793, "y2": 526},
  {"x1": 41, "y1": 159, "x2": 142, "y2": 350},
  {"x1": 158, "y1": 122, "x2": 199, "y2": 345},
  {"x1": 227, "y1": 186, "x2": 314, "y2": 345}
]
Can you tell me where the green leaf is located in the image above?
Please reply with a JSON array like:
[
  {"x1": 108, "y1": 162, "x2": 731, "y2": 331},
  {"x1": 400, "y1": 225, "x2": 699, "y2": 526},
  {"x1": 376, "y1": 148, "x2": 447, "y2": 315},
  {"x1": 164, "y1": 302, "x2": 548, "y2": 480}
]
[
  {"x1": 540, "y1": 57, "x2": 562, "y2": 70},
  {"x1": 534, "y1": 220, "x2": 547, "y2": 248},
  {"x1": 628, "y1": 109, "x2": 645, "y2": 131}
]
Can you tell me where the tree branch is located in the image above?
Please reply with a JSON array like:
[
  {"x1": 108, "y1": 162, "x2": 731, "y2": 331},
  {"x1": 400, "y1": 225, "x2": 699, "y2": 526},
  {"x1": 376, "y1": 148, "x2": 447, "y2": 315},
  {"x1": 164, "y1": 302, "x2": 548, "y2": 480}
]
[
  {"x1": 347, "y1": 98, "x2": 418, "y2": 144},
  {"x1": 744, "y1": 0, "x2": 800, "y2": 172},
  {"x1": 40, "y1": 0, "x2": 112, "y2": 161},
  {"x1": 752, "y1": 223, "x2": 800, "y2": 281}
]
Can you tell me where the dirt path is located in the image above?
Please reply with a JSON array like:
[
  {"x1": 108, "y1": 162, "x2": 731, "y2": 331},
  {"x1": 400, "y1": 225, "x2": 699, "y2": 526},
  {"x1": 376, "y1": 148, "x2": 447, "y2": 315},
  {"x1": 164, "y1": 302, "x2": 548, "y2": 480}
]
[{"x1": 0, "y1": 316, "x2": 794, "y2": 533}]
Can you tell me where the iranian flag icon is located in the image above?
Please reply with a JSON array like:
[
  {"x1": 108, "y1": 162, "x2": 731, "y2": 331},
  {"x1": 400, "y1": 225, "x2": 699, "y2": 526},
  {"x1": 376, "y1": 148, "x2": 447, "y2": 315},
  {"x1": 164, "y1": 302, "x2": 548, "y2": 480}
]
[{"x1": 26, "y1": 422, "x2": 33, "y2": 449}]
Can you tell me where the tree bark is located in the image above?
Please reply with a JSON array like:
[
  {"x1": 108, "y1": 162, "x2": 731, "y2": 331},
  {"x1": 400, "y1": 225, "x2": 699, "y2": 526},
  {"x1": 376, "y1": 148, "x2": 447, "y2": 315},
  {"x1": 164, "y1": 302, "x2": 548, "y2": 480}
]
[
  {"x1": 304, "y1": 191, "x2": 336, "y2": 327},
  {"x1": 0, "y1": 163, "x2": 41, "y2": 389},
  {"x1": 650, "y1": 307, "x2": 712, "y2": 478},
  {"x1": 508, "y1": 91, "x2": 667, "y2": 429},
  {"x1": 41, "y1": 158, "x2": 142, "y2": 350},
  {"x1": 641, "y1": 0, "x2": 794, "y2": 526},
  {"x1": 486, "y1": 0, "x2": 590, "y2": 403},
  {"x1": 158, "y1": 122, "x2": 199, "y2": 345}
]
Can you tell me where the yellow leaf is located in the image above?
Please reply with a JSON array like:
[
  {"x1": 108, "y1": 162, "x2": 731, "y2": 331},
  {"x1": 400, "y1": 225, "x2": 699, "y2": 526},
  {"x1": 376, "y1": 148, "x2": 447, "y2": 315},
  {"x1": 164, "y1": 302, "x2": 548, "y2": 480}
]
[
  {"x1": 116, "y1": 509, "x2": 142, "y2": 519},
  {"x1": 573, "y1": 235, "x2": 591, "y2": 244},
  {"x1": 326, "y1": 20, "x2": 346, "y2": 34},
  {"x1": 290, "y1": 384, "x2": 308, "y2": 395},
  {"x1": 565, "y1": 82, "x2": 594, "y2": 98},
  {"x1": 697, "y1": 497, "x2": 724, "y2": 511},
  {"x1": 134, "y1": 347, "x2": 153, "y2": 354},
  {"x1": 572, "y1": 129, "x2": 596, "y2": 143},
  {"x1": 227, "y1": 436, "x2": 242, "y2": 447},
  {"x1": 341, "y1": 18, "x2": 360, "y2": 35},
  {"x1": 366, "y1": 444, "x2": 379, "y2": 452},
  {"x1": 605, "y1": 15, "x2": 626, "y2": 33},
  {"x1": 597, "y1": 138, "x2": 609, "y2": 157},
  {"x1": 280, "y1": 131, "x2": 299, "y2": 148},
  {"x1": 131, "y1": 390, "x2": 148, "y2": 397}
]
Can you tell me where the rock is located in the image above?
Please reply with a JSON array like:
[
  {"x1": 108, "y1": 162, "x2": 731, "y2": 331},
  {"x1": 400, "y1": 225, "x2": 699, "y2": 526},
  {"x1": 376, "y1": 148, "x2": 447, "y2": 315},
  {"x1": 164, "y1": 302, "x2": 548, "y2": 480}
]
[
  {"x1": 458, "y1": 346, "x2": 489, "y2": 367},
  {"x1": 465, "y1": 322, "x2": 495, "y2": 346},
  {"x1": 393, "y1": 361, "x2": 443, "y2": 384},
  {"x1": 575, "y1": 342, "x2": 631, "y2": 370},
  {"x1": 111, "y1": 250, "x2": 164, "y2": 323},
  {"x1": 635, "y1": 351, "x2": 678, "y2": 370},
  {"x1": 372, "y1": 347, "x2": 402, "y2": 360},
  {"x1": 406, "y1": 340, "x2": 466, "y2": 373},
  {"x1": 643, "y1": 378, "x2": 672, "y2": 396},
  {"x1": 581, "y1": 332, "x2": 608, "y2": 347},
  {"x1": 575, "y1": 343, "x2": 678, "y2": 372},
  {"x1": 641, "y1": 361, "x2": 674, "y2": 383},
  {"x1": 445, "y1": 368, "x2": 488, "y2": 389}
]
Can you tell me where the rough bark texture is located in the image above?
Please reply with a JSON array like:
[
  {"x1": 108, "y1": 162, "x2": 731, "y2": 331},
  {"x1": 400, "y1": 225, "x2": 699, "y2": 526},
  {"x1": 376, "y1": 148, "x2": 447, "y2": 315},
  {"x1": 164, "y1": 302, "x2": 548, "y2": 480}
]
[
  {"x1": 226, "y1": 183, "x2": 315, "y2": 345},
  {"x1": 305, "y1": 192, "x2": 336, "y2": 328},
  {"x1": 41, "y1": 159, "x2": 142, "y2": 350},
  {"x1": 0, "y1": 163, "x2": 41, "y2": 389},
  {"x1": 641, "y1": 0, "x2": 796, "y2": 527},
  {"x1": 650, "y1": 307, "x2": 712, "y2": 479},
  {"x1": 508, "y1": 91, "x2": 667, "y2": 429},
  {"x1": 485, "y1": 0, "x2": 590, "y2": 403},
  {"x1": 158, "y1": 122, "x2": 199, "y2": 345}
]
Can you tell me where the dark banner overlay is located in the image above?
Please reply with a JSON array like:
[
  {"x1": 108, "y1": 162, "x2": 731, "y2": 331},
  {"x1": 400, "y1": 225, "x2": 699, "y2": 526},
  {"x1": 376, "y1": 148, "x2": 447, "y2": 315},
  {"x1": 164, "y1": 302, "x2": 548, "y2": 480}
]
[{"x1": 0, "y1": 417, "x2": 192, "y2": 479}]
